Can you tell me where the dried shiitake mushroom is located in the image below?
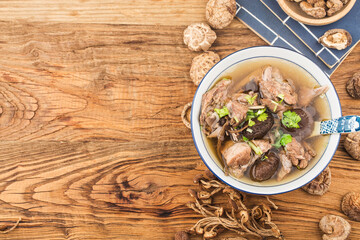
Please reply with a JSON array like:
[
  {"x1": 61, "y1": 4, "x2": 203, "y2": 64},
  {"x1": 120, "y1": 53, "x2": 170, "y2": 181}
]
[
  {"x1": 319, "y1": 215, "x2": 351, "y2": 240},
  {"x1": 341, "y1": 192, "x2": 360, "y2": 221},
  {"x1": 206, "y1": 0, "x2": 237, "y2": 29},
  {"x1": 302, "y1": 167, "x2": 331, "y2": 195},
  {"x1": 299, "y1": 1, "x2": 326, "y2": 18},
  {"x1": 346, "y1": 71, "x2": 360, "y2": 99},
  {"x1": 344, "y1": 132, "x2": 360, "y2": 161},
  {"x1": 183, "y1": 23, "x2": 217, "y2": 52},
  {"x1": 326, "y1": 0, "x2": 343, "y2": 16},
  {"x1": 190, "y1": 51, "x2": 220, "y2": 86},
  {"x1": 319, "y1": 29, "x2": 352, "y2": 50},
  {"x1": 181, "y1": 102, "x2": 192, "y2": 129}
]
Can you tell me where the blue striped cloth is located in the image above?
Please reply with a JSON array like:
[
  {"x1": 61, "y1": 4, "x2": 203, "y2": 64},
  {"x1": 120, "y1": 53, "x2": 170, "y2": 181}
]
[{"x1": 235, "y1": 0, "x2": 359, "y2": 76}]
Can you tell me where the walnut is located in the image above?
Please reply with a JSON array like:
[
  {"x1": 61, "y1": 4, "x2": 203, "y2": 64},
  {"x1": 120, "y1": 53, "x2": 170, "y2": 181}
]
[
  {"x1": 341, "y1": 192, "x2": 360, "y2": 221},
  {"x1": 287, "y1": 0, "x2": 302, "y2": 2},
  {"x1": 299, "y1": 1, "x2": 326, "y2": 18},
  {"x1": 190, "y1": 51, "x2": 220, "y2": 86},
  {"x1": 206, "y1": 0, "x2": 237, "y2": 29},
  {"x1": 302, "y1": 167, "x2": 331, "y2": 195},
  {"x1": 174, "y1": 231, "x2": 190, "y2": 240},
  {"x1": 181, "y1": 102, "x2": 192, "y2": 129},
  {"x1": 346, "y1": 71, "x2": 360, "y2": 99},
  {"x1": 344, "y1": 132, "x2": 360, "y2": 160},
  {"x1": 183, "y1": 23, "x2": 217, "y2": 52},
  {"x1": 319, "y1": 29, "x2": 352, "y2": 50},
  {"x1": 319, "y1": 215, "x2": 351, "y2": 240}
]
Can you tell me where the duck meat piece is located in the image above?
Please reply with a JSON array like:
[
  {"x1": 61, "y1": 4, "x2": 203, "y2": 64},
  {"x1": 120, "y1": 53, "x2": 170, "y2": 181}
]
[
  {"x1": 232, "y1": 91, "x2": 259, "y2": 106},
  {"x1": 259, "y1": 66, "x2": 297, "y2": 106},
  {"x1": 252, "y1": 139, "x2": 272, "y2": 154},
  {"x1": 298, "y1": 86, "x2": 329, "y2": 107},
  {"x1": 221, "y1": 141, "x2": 252, "y2": 167},
  {"x1": 226, "y1": 100, "x2": 248, "y2": 124},
  {"x1": 221, "y1": 141, "x2": 252, "y2": 178},
  {"x1": 200, "y1": 78, "x2": 232, "y2": 133},
  {"x1": 277, "y1": 152, "x2": 292, "y2": 181},
  {"x1": 285, "y1": 138, "x2": 306, "y2": 166},
  {"x1": 285, "y1": 138, "x2": 315, "y2": 169}
]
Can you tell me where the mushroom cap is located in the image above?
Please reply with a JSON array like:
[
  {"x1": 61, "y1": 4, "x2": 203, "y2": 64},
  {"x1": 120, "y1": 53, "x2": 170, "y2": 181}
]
[
  {"x1": 190, "y1": 51, "x2": 220, "y2": 86},
  {"x1": 319, "y1": 215, "x2": 351, "y2": 240},
  {"x1": 344, "y1": 132, "x2": 360, "y2": 161},
  {"x1": 181, "y1": 102, "x2": 192, "y2": 129},
  {"x1": 242, "y1": 109, "x2": 274, "y2": 140},
  {"x1": 319, "y1": 29, "x2": 352, "y2": 50},
  {"x1": 183, "y1": 23, "x2": 217, "y2": 52},
  {"x1": 250, "y1": 151, "x2": 280, "y2": 182},
  {"x1": 341, "y1": 192, "x2": 360, "y2": 221},
  {"x1": 346, "y1": 71, "x2": 360, "y2": 99},
  {"x1": 206, "y1": 0, "x2": 237, "y2": 29},
  {"x1": 302, "y1": 166, "x2": 331, "y2": 195}
]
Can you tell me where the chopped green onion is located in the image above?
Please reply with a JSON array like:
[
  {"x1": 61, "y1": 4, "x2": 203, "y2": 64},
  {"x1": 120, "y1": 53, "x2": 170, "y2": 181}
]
[
  {"x1": 234, "y1": 116, "x2": 239, "y2": 123},
  {"x1": 214, "y1": 106, "x2": 229, "y2": 118},
  {"x1": 242, "y1": 136, "x2": 263, "y2": 155},
  {"x1": 246, "y1": 128, "x2": 253, "y2": 133},
  {"x1": 245, "y1": 94, "x2": 257, "y2": 105}
]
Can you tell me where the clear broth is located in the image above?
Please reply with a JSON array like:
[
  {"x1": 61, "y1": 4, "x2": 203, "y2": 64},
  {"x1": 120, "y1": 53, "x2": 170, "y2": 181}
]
[{"x1": 203, "y1": 57, "x2": 331, "y2": 186}]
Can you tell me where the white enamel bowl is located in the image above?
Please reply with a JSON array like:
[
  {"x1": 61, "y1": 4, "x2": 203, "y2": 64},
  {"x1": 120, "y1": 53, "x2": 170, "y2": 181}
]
[{"x1": 191, "y1": 46, "x2": 341, "y2": 195}]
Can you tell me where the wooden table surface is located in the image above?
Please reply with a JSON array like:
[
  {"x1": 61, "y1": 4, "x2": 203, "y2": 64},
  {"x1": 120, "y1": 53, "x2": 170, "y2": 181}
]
[{"x1": 0, "y1": 1, "x2": 359, "y2": 239}]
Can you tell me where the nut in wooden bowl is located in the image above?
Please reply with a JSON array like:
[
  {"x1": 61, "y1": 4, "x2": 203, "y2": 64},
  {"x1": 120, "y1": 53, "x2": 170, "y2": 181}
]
[{"x1": 277, "y1": 0, "x2": 356, "y2": 26}]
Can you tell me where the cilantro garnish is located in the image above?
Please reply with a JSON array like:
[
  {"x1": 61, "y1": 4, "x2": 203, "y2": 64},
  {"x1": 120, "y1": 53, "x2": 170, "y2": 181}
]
[
  {"x1": 282, "y1": 110, "x2": 301, "y2": 129},
  {"x1": 273, "y1": 130, "x2": 293, "y2": 148},
  {"x1": 257, "y1": 112, "x2": 268, "y2": 122}
]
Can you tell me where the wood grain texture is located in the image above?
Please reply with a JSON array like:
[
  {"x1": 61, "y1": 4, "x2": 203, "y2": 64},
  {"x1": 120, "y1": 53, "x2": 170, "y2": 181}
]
[
  {"x1": 0, "y1": 0, "x2": 208, "y2": 25},
  {"x1": 0, "y1": 1, "x2": 358, "y2": 240}
]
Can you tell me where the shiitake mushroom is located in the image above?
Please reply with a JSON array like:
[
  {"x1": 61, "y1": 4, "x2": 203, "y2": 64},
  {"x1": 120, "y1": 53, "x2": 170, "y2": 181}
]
[
  {"x1": 242, "y1": 110, "x2": 274, "y2": 140},
  {"x1": 281, "y1": 108, "x2": 314, "y2": 139},
  {"x1": 250, "y1": 152, "x2": 280, "y2": 182}
]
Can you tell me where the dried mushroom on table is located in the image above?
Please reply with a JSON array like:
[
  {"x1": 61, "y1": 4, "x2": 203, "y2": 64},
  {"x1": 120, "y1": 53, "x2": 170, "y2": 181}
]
[
  {"x1": 346, "y1": 71, "x2": 360, "y2": 99},
  {"x1": 319, "y1": 215, "x2": 351, "y2": 240},
  {"x1": 341, "y1": 192, "x2": 360, "y2": 221},
  {"x1": 190, "y1": 51, "x2": 220, "y2": 86},
  {"x1": 183, "y1": 23, "x2": 217, "y2": 52},
  {"x1": 181, "y1": 102, "x2": 192, "y2": 129},
  {"x1": 302, "y1": 166, "x2": 331, "y2": 195},
  {"x1": 290, "y1": 0, "x2": 348, "y2": 18},
  {"x1": 319, "y1": 29, "x2": 352, "y2": 50},
  {"x1": 175, "y1": 170, "x2": 284, "y2": 239},
  {"x1": 344, "y1": 132, "x2": 360, "y2": 160},
  {"x1": 206, "y1": 0, "x2": 237, "y2": 29}
]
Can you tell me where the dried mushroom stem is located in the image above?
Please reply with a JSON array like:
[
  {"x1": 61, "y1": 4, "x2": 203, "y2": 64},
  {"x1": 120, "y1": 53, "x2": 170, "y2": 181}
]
[
  {"x1": 185, "y1": 171, "x2": 283, "y2": 239},
  {"x1": 0, "y1": 217, "x2": 21, "y2": 234}
]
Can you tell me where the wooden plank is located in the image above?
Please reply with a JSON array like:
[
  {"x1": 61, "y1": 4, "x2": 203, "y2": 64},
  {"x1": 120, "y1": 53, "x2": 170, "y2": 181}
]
[
  {"x1": 0, "y1": 0, "x2": 208, "y2": 25},
  {"x1": 0, "y1": 20, "x2": 261, "y2": 142},
  {"x1": 0, "y1": 138, "x2": 359, "y2": 239}
]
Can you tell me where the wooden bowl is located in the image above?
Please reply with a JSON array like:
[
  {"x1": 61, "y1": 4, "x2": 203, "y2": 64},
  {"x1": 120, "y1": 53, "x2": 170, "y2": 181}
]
[{"x1": 278, "y1": 0, "x2": 356, "y2": 26}]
